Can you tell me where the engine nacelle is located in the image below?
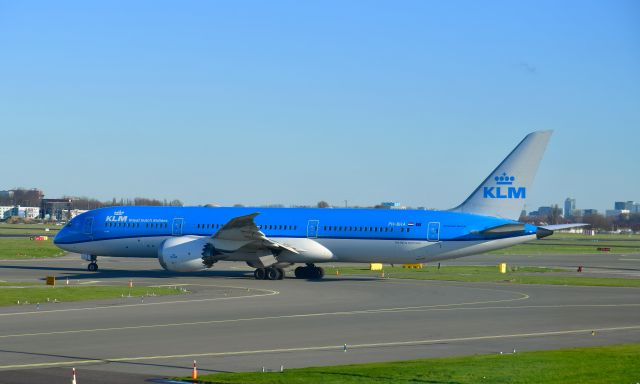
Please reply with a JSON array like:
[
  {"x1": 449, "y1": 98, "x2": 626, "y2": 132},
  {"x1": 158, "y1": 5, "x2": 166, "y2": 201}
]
[{"x1": 158, "y1": 235, "x2": 209, "y2": 272}]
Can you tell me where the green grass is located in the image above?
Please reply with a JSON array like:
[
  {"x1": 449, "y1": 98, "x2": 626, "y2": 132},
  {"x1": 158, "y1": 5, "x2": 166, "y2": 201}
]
[
  {"x1": 176, "y1": 343, "x2": 640, "y2": 384},
  {"x1": 0, "y1": 237, "x2": 65, "y2": 259},
  {"x1": 552, "y1": 232, "x2": 640, "y2": 240},
  {"x1": 489, "y1": 236, "x2": 640, "y2": 254},
  {"x1": 0, "y1": 223, "x2": 60, "y2": 235},
  {"x1": 326, "y1": 266, "x2": 640, "y2": 287},
  {"x1": 0, "y1": 283, "x2": 188, "y2": 306}
]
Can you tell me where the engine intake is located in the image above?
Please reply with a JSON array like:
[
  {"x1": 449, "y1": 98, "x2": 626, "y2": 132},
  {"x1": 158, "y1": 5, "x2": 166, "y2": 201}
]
[{"x1": 158, "y1": 236, "x2": 210, "y2": 272}]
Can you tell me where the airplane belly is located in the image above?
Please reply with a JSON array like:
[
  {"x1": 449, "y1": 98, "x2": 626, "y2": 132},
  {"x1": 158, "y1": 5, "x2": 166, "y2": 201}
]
[
  {"x1": 315, "y1": 238, "x2": 436, "y2": 263},
  {"x1": 68, "y1": 237, "x2": 169, "y2": 258}
]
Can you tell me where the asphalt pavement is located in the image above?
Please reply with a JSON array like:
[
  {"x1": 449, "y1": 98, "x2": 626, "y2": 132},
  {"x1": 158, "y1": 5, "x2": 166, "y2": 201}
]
[{"x1": 0, "y1": 253, "x2": 638, "y2": 383}]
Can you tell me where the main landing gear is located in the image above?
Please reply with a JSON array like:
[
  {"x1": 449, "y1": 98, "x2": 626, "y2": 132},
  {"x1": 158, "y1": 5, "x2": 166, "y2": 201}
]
[
  {"x1": 294, "y1": 263, "x2": 324, "y2": 280},
  {"x1": 253, "y1": 267, "x2": 285, "y2": 280}
]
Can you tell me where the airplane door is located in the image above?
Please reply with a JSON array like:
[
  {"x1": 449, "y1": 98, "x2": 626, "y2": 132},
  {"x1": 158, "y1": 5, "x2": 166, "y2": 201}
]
[
  {"x1": 307, "y1": 220, "x2": 319, "y2": 238},
  {"x1": 83, "y1": 217, "x2": 93, "y2": 235},
  {"x1": 427, "y1": 222, "x2": 440, "y2": 242},
  {"x1": 172, "y1": 218, "x2": 184, "y2": 236}
]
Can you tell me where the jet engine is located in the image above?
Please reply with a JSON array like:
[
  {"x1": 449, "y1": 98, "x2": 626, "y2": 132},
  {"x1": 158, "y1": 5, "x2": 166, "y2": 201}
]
[{"x1": 158, "y1": 235, "x2": 211, "y2": 272}]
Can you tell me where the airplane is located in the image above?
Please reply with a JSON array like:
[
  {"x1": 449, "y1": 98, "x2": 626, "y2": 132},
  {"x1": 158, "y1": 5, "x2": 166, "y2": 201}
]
[{"x1": 54, "y1": 130, "x2": 584, "y2": 280}]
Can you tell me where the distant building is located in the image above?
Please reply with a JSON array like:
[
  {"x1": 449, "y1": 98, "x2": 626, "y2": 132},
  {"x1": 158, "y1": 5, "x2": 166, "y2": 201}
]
[
  {"x1": 0, "y1": 206, "x2": 13, "y2": 220},
  {"x1": 11, "y1": 206, "x2": 40, "y2": 219},
  {"x1": 378, "y1": 202, "x2": 406, "y2": 210},
  {"x1": 40, "y1": 198, "x2": 72, "y2": 221},
  {"x1": 69, "y1": 209, "x2": 88, "y2": 219},
  {"x1": 606, "y1": 209, "x2": 630, "y2": 217},
  {"x1": 537, "y1": 206, "x2": 553, "y2": 216},
  {"x1": 614, "y1": 201, "x2": 635, "y2": 210},
  {"x1": 583, "y1": 209, "x2": 599, "y2": 216},
  {"x1": 564, "y1": 198, "x2": 576, "y2": 218}
]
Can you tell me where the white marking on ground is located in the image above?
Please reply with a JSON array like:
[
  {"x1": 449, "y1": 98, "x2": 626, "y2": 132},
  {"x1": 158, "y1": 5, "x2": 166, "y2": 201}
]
[
  {"x1": 0, "y1": 287, "x2": 279, "y2": 317},
  {"x1": 1, "y1": 325, "x2": 639, "y2": 370}
]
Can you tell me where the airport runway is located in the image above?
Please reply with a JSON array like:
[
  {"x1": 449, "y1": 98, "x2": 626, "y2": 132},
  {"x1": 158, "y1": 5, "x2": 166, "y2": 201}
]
[{"x1": 1, "y1": 253, "x2": 639, "y2": 383}]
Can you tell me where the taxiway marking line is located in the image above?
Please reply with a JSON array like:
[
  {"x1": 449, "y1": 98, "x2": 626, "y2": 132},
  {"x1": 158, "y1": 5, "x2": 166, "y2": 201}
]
[
  {"x1": 0, "y1": 288, "x2": 279, "y2": 317},
  {"x1": 8, "y1": 300, "x2": 640, "y2": 341},
  {"x1": 2, "y1": 324, "x2": 640, "y2": 370}
]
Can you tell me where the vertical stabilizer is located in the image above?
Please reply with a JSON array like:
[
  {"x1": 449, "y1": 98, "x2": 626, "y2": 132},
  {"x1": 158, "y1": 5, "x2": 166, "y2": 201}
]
[{"x1": 451, "y1": 130, "x2": 552, "y2": 220}]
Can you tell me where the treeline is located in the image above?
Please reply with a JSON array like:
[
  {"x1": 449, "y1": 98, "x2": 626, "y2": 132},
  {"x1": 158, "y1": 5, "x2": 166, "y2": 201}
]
[
  {"x1": 67, "y1": 197, "x2": 183, "y2": 210},
  {"x1": 0, "y1": 188, "x2": 43, "y2": 206}
]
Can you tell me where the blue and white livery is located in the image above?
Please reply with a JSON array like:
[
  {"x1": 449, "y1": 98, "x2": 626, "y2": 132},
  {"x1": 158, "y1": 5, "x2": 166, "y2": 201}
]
[{"x1": 54, "y1": 131, "x2": 581, "y2": 280}]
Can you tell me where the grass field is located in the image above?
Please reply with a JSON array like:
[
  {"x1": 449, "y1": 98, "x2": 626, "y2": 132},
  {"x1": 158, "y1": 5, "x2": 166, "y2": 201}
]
[
  {"x1": 0, "y1": 237, "x2": 65, "y2": 259},
  {"x1": 325, "y1": 265, "x2": 640, "y2": 287},
  {"x1": 489, "y1": 234, "x2": 640, "y2": 254},
  {"x1": 0, "y1": 222, "x2": 61, "y2": 235},
  {"x1": 0, "y1": 283, "x2": 188, "y2": 307},
  {"x1": 176, "y1": 343, "x2": 640, "y2": 384}
]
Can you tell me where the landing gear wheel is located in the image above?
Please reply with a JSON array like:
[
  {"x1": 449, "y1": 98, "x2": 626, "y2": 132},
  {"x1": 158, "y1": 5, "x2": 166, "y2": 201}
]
[
  {"x1": 266, "y1": 267, "x2": 281, "y2": 281},
  {"x1": 87, "y1": 262, "x2": 98, "y2": 272},
  {"x1": 277, "y1": 268, "x2": 285, "y2": 280},
  {"x1": 314, "y1": 267, "x2": 325, "y2": 279},
  {"x1": 254, "y1": 268, "x2": 266, "y2": 280},
  {"x1": 294, "y1": 266, "x2": 305, "y2": 279}
]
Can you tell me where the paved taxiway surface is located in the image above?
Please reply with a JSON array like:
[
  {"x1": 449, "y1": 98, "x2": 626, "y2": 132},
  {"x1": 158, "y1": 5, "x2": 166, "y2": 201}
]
[{"x1": 1, "y1": 253, "x2": 639, "y2": 383}]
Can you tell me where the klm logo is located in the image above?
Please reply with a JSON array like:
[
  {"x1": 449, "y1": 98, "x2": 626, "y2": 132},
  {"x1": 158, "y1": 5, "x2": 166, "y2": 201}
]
[
  {"x1": 106, "y1": 213, "x2": 128, "y2": 222},
  {"x1": 483, "y1": 172, "x2": 526, "y2": 199}
]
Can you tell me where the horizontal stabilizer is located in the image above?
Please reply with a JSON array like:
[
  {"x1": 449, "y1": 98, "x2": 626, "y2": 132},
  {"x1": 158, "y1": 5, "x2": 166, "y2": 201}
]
[
  {"x1": 538, "y1": 223, "x2": 590, "y2": 231},
  {"x1": 536, "y1": 223, "x2": 589, "y2": 239}
]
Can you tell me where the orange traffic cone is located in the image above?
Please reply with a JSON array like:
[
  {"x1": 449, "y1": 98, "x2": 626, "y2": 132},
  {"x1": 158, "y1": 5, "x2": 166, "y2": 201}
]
[
  {"x1": 192, "y1": 360, "x2": 198, "y2": 380},
  {"x1": 71, "y1": 367, "x2": 77, "y2": 384}
]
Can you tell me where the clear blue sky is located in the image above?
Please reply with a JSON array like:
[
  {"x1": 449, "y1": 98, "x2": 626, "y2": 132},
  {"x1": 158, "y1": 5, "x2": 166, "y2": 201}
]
[{"x1": 1, "y1": 1, "x2": 638, "y2": 212}]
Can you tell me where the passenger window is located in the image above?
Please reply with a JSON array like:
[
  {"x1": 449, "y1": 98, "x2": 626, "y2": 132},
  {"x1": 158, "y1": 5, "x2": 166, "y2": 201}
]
[{"x1": 407, "y1": 228, "x2": 410, "y2": 233}]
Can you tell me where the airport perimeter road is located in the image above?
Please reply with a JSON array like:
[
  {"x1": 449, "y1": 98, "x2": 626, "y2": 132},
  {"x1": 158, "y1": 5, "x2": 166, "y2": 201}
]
[{"x1": 0, "y1": 255, "x2": 639, "y2": 383}]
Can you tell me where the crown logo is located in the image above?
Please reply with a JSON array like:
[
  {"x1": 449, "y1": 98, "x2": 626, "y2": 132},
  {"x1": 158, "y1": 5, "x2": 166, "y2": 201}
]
[{"x1": 494, "y1": 172, "x2": 515, "y2": 185}]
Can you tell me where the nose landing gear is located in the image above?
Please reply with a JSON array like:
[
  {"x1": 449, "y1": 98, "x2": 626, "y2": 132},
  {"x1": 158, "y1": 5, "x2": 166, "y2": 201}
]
[{"x1": 81, "y1": 254, "x2": 99, "y2": 272}]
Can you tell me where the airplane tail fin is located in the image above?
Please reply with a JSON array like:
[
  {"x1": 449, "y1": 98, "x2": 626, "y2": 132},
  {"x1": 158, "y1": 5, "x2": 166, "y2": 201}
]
[{"x1": 451, "y1": 130, "x2": 553, "y2": 221}]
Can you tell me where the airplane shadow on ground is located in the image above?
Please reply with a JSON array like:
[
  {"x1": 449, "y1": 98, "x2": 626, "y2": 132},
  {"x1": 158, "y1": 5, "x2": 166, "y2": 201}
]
[{"x1": 0, "y1": 265, "x2": 379, "y2": 282}]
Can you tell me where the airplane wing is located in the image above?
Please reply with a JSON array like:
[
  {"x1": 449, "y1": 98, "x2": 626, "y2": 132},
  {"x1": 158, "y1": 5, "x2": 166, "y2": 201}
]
[{"x1": 202, "y1": 213, "x2": 299, "y2": 267}]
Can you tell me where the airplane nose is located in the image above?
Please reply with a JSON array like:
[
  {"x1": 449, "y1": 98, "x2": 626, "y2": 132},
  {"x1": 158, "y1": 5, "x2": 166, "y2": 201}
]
[{"x1": 53, "y1": 228, "x2": 68, "y2": 245}]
